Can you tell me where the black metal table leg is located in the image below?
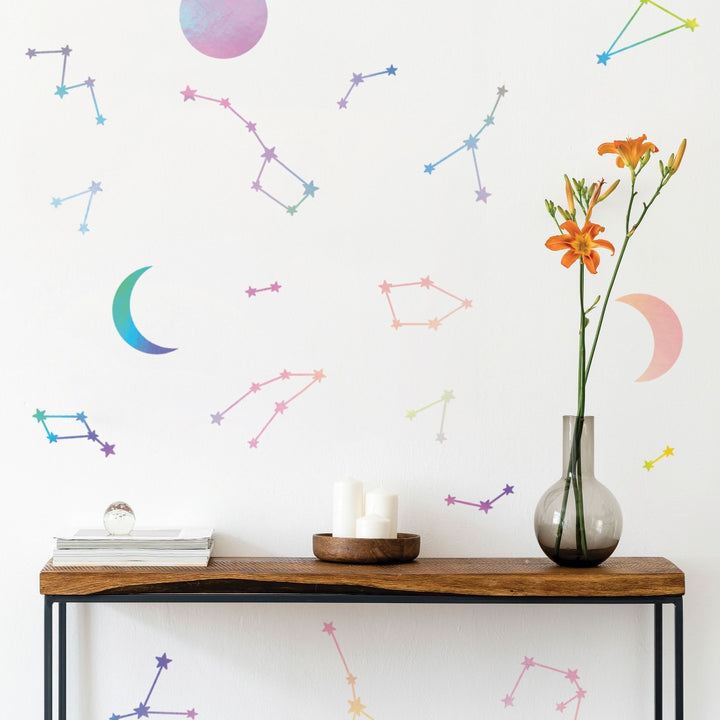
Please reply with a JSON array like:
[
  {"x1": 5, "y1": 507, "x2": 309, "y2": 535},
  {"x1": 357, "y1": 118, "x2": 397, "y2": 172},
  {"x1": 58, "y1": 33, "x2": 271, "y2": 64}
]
[
  {"x1": 655, "y1": 603, "x2": 663, "y2": 720},
  {"x1": 44, "y1": 597, "x2": 53, "y2": 720},
  {"x1": 59, "y1": 602, "x2": 66, "y2": 720},
  {"x1": 675, "y1": 598, "x2": 684, "y2": 720}
]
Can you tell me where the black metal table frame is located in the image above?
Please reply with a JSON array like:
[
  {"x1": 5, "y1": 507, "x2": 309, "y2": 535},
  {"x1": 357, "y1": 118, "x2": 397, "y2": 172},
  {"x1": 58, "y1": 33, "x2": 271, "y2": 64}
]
[{"x1": 43, "y1": 592, "x2": 683, "y2": 720}]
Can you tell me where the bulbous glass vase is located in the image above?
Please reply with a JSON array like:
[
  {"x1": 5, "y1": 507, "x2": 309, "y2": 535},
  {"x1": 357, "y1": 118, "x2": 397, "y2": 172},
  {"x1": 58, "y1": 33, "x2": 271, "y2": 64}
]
[{"x1": 534, "y1": 416, "x2": 622, "y2": 567}]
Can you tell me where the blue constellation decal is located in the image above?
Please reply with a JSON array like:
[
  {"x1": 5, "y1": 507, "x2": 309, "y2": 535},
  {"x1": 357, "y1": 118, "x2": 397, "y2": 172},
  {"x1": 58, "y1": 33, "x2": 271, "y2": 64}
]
[
  {"x1": 423, "y1": 85, "x2": 507, "y2": 203},
  {"x1": 109, "y1": 653, "x2": 198, "y2": 720},
  {"x1": 51, "y1": 180, "x2": 102, "y2": 234},
  {"x1": 337, "y1": 65, "x2": 397, "y2": 109},
  {"x1": 180, "y1": 86, "x2": 319, "y2": 215},
  {"x1": 32, "y1": 409, "x2": 115, "y2": 457},
  {"x1": 596, "y1": 1, "x2": 698, "y2": 65},
  {"x1": 25, "y1": 45, "x2": 106, "y2": 125}
]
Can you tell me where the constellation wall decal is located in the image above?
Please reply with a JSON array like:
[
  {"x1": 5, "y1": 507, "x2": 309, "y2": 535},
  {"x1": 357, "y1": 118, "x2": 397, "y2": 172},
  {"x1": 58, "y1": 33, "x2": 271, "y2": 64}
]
[
  {"x1": 108, "y1": 653, "x2": 198, "y2": 720},
  {"x1": 379, "y1": 276, "x2": 472, "y2": 330},
  {"x1": 32, "y1": 409, "x2": 115, "y2": 457},
  {"x1": 423, "y1": 85, "x2": 507, "y2": 202},
  {"x1": 406, "y1": 389, "x2": 454, "y2": 443},
  {"x1": 211, "y1": 369, "x2": 326, "y2": 448},
  {"x1": 322, "y1": 622, "x2": 375, "y2": 720},
  {"x1": 501, "y1": 656, "x2": 587, "y2": 718},
  {"x1": 336, "y1": 65, "x2": 397, "y2": 109},
  {"x1": 444, "y1": 484, "x2": 514, "y2": 514},
  {"x1": 245, "y1": 281, "x2": 281, "y2": 298},
  {"x1": 180, "y1": 86, "x2": 319, "y2": 214},
  {"x1": 643, "y1": 444, "x2": 674, "y2": 471},
  {"x1": 596, "y1": 1, "x2": 698, "y2": 65},
  {"x1": 25, "y1": 45, "x2": 106, "y2": 125},
  {"x1": 51, "y1": 180, "x2": 102, "y2": 234}
]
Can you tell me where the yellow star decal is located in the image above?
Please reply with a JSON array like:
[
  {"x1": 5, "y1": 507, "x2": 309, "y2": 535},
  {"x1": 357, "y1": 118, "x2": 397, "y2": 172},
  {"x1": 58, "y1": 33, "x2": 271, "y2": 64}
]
[
  {"x1": 348, "y1": 697, "x2": 367, "y2": 718},
  {"x1": 684, "y1": 18, "x2": 699, "y2": 31},
  {"x1": 662, "y1": 446, "x2": 675, "y2": 457},
  {"x1": 643, "y1": 460, "x2": 655, "y2": 471}
]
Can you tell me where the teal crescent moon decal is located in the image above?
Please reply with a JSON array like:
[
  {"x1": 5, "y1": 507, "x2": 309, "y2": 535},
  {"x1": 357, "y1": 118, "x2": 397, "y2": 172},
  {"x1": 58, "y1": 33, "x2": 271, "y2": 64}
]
[{"x1": 112, "y1": 266, "x2": 177, "y2": 355}]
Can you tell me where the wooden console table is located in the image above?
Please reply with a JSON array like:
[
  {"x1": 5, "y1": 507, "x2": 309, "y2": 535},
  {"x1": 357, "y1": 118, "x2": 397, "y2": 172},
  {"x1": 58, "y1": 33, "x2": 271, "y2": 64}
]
[{"x1": 40, "y1": 556, "x2": 685, "y2": 719}]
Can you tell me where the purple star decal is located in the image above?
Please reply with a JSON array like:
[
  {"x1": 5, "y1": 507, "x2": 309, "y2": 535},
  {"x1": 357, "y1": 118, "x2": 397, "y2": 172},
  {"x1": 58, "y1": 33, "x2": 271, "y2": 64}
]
[
  {"x1": 210, "y1": 412, "x2": 224, "y2": 425},
  {"x1": 444, "y1": 494, "x2": 456, "y2": 505},
  {"x1": 133, "y1": 701, "x2": 150, "y2": 718},
  {"x1": 100, "y1": 442, "x2": 115, "y2": 457},
  {"x1": 155, "y1": 653, "x2": 172, "y2": 669}
]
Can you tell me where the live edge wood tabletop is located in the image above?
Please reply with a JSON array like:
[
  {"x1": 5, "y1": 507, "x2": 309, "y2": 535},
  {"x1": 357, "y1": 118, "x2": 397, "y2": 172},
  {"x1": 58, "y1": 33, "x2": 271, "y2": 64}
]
[{"x1": 39, "y1": 556, "x2": 685, "y2": 598}]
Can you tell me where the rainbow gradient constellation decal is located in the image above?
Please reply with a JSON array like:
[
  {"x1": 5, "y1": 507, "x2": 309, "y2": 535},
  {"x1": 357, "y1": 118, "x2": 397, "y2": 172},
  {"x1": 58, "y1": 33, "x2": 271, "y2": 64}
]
[
  {"x1": 51, "y1": 180, "x2": 102, "y2": 234},
  {"x1": 32, "y1": 409, "x2": 115, "y2": 457},
  {"x1": 502, "y1": 656, "x2": 587, "y2": 718},
  {"x1": 211, "y1": 369, "x2": 326, "y2": 448},
  {"x1": 423, "y1": 85, "x2": 507, "y2": 202},
  {"x1": 596, "y1": 1, "x2": 698, "y2": 65},
  {"x1": 444, "y1": 484, "x2": 514, "y2": 514},
  {"x1": 180, "y1": 87, "x2": 319, "y2": 214},
  {"x1": 25, "y1": 46, "x2": 106, "y2": 125},
  {"x1": 643, "y1": 444, "x2": 675, "y2": 471},
  {"x1": 406, "y1": 390, "x2": 454, "y2": 443},
  {"x1": 246, "y1": 280, "x2": 281, "y2": 298},
  {"x1": 379, "y1": 276, "x2": 472, "y2": 330},
  {"x1": 108, "y1": 653, "x2": 197, "y2": 720},
  {"x1": 322, "y1": 622, "x2": 375, "y2": 720},
  {"x1": 337, "y1": 65, "x2": 397, "y2": 109}
]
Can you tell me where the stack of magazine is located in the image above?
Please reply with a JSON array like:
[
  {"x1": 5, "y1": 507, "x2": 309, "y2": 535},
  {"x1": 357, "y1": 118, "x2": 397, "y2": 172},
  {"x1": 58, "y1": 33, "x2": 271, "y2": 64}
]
[{"x1": 52, "y1": 528, "x2": 214, "y2": 567}]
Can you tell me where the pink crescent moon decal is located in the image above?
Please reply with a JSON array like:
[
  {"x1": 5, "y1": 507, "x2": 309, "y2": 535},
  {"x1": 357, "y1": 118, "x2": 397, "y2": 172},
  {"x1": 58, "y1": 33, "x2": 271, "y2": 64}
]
[
  {"x1": 179, "y1": 0, "x2": 268, "y2": 59},
  {"x1": 616, "y1": 293, "x2": 683, "y2": 382}
]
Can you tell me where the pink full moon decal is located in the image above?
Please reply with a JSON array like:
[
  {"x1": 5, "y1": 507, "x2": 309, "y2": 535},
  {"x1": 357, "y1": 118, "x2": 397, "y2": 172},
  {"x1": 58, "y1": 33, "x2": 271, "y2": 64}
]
[{"x1": 179, "y1": 0, "x2": 268, "y2": 59}]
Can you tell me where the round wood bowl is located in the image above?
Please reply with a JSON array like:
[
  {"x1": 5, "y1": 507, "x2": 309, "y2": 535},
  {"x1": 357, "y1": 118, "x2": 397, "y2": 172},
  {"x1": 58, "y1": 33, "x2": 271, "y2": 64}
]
[{"x1": 312, "y1": 533, "x2": 420, "y2": 564}]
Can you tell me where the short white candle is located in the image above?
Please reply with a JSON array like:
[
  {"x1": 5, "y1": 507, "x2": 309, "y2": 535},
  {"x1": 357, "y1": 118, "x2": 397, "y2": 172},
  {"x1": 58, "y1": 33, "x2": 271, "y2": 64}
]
[
  {"x1": 364, "y1": 488, "x2": 398, "y2": 538},
  {"x1": 355, "y1": 513, "x2": 391, "y2": 539},
  {"x1": 332, "y1": 478, "x2": 364, "y2": 538}
]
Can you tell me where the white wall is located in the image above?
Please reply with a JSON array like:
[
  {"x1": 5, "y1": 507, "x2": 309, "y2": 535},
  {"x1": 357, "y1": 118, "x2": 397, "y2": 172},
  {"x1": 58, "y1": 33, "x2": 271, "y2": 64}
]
[{"x1": 2, "y1": 1, "x2": 717, "y2": 717}]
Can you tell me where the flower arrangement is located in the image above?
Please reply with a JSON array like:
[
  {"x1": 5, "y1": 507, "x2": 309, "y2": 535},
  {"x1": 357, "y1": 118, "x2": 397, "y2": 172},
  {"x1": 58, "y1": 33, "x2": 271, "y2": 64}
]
[{"x1": 542, "y1": 134, "x2": 686, "y2": 563}]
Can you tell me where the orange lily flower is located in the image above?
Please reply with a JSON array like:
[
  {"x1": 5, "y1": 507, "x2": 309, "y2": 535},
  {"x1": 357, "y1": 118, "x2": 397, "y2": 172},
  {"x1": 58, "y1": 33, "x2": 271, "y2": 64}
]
[
  {"x1": 546, "y1": 221, "x2": 615, "y2": 274},
  {"x1": 598, "y1": 134, "x2": 658, "y2": 170}
]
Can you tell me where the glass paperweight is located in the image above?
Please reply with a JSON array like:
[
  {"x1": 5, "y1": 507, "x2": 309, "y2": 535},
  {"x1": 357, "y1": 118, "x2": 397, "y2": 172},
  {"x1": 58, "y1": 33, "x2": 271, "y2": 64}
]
[{"x1": 103, "y1": 501, "x2": 135, "y2": 535}]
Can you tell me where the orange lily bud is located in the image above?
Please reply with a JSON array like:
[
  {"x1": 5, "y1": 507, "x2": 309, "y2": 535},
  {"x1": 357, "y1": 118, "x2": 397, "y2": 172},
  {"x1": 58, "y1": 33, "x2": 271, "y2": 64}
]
[
  {"x1": 598, "y1": 178, "x2": 620, "y2": 201},
  {"x1": 585, "y1": 179, "x2": 604, "y2": 221},
  {"x1": 670, "y1": 138, "x2": 687, "y2": 172},
  {"x1": 564, "y1": 175, "x2": 575, "y2": 214}
]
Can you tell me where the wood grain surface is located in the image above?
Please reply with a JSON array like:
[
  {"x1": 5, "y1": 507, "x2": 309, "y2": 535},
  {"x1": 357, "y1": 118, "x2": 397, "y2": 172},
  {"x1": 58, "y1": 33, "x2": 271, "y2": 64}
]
[{"x1": 39, "y1": 556, "x2": 684, "y2": 598}]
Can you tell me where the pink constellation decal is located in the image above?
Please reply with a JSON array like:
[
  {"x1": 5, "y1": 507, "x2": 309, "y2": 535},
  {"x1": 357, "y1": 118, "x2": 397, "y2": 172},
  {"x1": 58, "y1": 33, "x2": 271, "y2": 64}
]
[
  {"x1": 379, "y1": 276, "x2": 472, "y2": 330},
  {"x1": 322, "y1": 622, "x2": 375, "y2": 720},
  {"x1": 245, "y1": 281, "x2": 281, "y2": 298},
  {"x1": 211, "y1": 369, "x2": 325, "y2": 448},
  {"x1": 501, "y1": 656, "x2": 587, "y2": 718},
  {"x1": 180, "y1": 87, "x2": 319, "y2": 215}
]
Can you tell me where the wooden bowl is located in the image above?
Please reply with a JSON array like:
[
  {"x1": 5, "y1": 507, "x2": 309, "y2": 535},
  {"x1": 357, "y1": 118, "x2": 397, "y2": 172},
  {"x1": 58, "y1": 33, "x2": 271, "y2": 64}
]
[{"x1": 312, "y1": 533, "x2": 420, "y2": 564}]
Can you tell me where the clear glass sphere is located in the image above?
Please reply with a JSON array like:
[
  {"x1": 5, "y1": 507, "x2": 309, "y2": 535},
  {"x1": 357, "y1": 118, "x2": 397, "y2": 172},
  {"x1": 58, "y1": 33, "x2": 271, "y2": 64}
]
[{"x1": 103, "y1": 501, "x2": 135, "y2": 535}]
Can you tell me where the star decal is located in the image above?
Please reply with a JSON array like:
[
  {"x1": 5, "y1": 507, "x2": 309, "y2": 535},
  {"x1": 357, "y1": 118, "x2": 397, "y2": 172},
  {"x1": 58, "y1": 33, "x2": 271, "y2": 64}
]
[
  {"x1": 100, "y1": 442, "x2": 116, "y2": 457},
  {"x1": 596, "y1": 51, "x2": 611, "y2": 65},
  {"x1": 347, "y1": 697, "x2": 366, "y2": 718},
  {"x1": 211, "y1": 412, "x2": 224, "y2": 425},
  {"x1": 475, "y1": 186, "x2": 491, "y2": 203},
  {"x1": 133, "y1": 701, "x2": 150, "y2": 718},
  {"x1": 180, "y1": 85, "x2": 197, "y2": 102},
  {"x1": 444, "y1": 494, "x2": 457, "y2": 505},
  {"x1": 322, "y1": 621, "x2": 336, "y2": 634},
  {"x1": 155, "y1": 653, "x2": 172, "y2": 669}
]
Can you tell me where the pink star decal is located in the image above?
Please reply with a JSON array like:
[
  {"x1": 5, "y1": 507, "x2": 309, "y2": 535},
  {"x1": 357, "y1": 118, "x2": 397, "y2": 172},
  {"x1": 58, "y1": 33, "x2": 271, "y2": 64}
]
[
  {"x1": 444, "y1": 494, "x2": 457, "y2": 505},
  {"x1": 250, "y1": 382, "x2": 262, "y2": 393},
  {"x1": 521, "y1": 656, "x2": 535, "y2": 669},
  {"x1": 420, "y1": 275, "x2": 434, "y2": 288},
  {"x1": 313, "y1": 369, "x2": 326, "y2": 382},
  {"x1": 261, "y1": 146, "x2": 277, "y2": 161},
  {"x1": 280, "y1": 369, "x2": 291, "y2": 380},
  {"x1": 245, "y1": 286, "x2": 258, "y2": 297},
  {"x1": 248, "y1": 437, "x2": 259, "y2": 448},
  {"x1": 427, "y1": 317, "x2": 441, "y2": 330},
  {"x1": 322, "y1": 622, "x2": 336, "y2": 634},
  {"x1": 219, "y1": 98, "x2": 231, "y2": 108},
  {"x1": 185, "y1": 710, "x2": 197, "y2": 719},
  {"x1": 564, "y1": 669, "x2": 580, "y2": 683},
  {"x1": 270, "y1": 281, "x2": 281, "y2": 292},
  {"x1": 379, "y1": 280, "x2": 392, "y2": 294},
  {"x1": 274, "y1": 401, "x2": 288, "y2": 414},
  {"x1": 501, "y1": 694, "x2": 514, "y2": 708},
  {"x1": 180, "y1": 85, "x2": 197, "y2": 102}
]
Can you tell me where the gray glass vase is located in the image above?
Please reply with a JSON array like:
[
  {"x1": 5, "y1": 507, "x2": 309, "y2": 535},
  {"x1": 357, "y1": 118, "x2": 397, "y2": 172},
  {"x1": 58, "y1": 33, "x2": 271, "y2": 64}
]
[{"x1": 534, "y1": 415, "x2": 623, "y2": 567}]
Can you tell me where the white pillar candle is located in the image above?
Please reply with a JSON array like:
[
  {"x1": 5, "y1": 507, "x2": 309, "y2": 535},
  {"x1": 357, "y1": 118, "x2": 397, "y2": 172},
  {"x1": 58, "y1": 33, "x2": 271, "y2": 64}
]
[
  {"x1": 332, "y1": 478, "x2": 364, "y2": 538},
  {"x1": 355, "y1": 513, "x2": 391, "y2": 539},
  {"x1": 364, "y1": 488, "x2": 398, "y2": 538}
]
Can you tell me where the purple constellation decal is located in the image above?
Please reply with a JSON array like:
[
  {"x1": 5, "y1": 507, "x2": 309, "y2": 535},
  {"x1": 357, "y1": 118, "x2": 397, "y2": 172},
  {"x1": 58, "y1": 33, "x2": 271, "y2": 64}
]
[
  {"x1": 25, "y1": 45, "x2": 106, "y2": 125},
  {"x1": 109, "y1": 653, "x2": 197, "y2": 720},
  {"x1": 51, "y1": 180, "x2": 102, "y2": 234},
  {"x1": 245, "y1": 280, "x2": 281, "y2": 298},
  {"x1": 32, "y1": 409, "x2": 115, "y2": 457},
  {"x1": 501, "y1": 656, "x2": 586, "y2": 718},
  {"x1": 444, "y1": 484, "x2": 514, "y2": 514},
  {"x1": 180, "y1": 86, "x2": 319, "y2": 215},
  {"x1": 337, "y1": 65, "x2": 397, "y2": 109}
]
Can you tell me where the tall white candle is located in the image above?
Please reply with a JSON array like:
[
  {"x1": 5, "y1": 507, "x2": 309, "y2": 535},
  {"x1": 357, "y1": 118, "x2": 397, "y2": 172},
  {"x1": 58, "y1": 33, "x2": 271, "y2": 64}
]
[
  {"x1": 364, "y1": 488, "x2": 398, "y2": 538},
  {"x1": 332, "y1": 478, "x2": 364, "y2": 538},
  {"x1": 355, "y1": 513, "x2": 391, "y2": 539}
]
